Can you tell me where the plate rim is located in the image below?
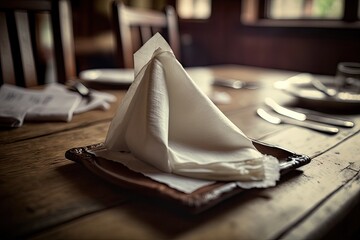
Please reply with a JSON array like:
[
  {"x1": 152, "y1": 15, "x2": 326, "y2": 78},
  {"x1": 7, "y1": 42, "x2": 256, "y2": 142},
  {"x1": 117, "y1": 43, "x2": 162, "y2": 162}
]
[{"x1": 79, "y1": 68, "x2": 135, "y2": 85}]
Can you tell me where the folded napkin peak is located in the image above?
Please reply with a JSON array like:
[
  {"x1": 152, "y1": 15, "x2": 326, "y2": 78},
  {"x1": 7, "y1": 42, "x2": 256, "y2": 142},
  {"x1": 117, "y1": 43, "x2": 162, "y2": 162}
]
[
  {"x1": 105, "y1": 33, "x2": 279, "y2": 184},
  {"x1": 134, "y1": 33, "x2": 173, "y2": 77}
]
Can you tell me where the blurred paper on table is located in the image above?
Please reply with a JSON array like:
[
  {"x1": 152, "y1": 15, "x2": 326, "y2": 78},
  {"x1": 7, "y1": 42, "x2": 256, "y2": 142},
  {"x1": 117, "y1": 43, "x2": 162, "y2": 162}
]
[
  {"x1": 98, "y1": 33, "x2": 279, "y2": 193},
  {"x1": 0, "y1": 84, "x2": 80, "y2": 127},
  {"x1": 0, "y1": 85, "x2": 29, "y2": 127},
  {"x1": 0, "y1": 84, "x2": 116, "y2": 127},
  {"x1": 44, "y1": 84, "x2": 117, "y2": 113}
]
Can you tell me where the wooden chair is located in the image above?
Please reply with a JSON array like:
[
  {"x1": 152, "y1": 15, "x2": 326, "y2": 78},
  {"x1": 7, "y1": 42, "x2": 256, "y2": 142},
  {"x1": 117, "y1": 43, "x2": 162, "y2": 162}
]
[
  {"x1": 111, "y1": 1, "x2": 180, "y2": 69},
  {"x1": 0, "y1": 0, "x2": 76, "y2": 87}
]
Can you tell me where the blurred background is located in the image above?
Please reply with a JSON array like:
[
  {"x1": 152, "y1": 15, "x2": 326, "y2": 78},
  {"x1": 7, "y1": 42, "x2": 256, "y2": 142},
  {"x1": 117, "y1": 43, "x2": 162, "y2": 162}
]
[{"x1": 42, "y1": 0, "x2": 360, "y2": 78}]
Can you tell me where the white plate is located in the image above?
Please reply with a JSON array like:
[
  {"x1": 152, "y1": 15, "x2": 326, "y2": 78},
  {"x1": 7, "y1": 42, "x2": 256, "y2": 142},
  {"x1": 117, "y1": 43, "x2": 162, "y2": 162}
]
[
  {"x1": 79, "y1": 67, "x2": 215, "y2": 95},
  {"x1": 80, "y1": 69, "x2": 134, "y2": 85},
  {"x1": 274, "y1": 73, "x2": 360, "y2": 109}
]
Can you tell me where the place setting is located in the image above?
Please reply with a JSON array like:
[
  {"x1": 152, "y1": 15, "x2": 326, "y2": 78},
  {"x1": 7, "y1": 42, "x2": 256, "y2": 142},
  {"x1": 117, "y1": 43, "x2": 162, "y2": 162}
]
[
  {"x1": 65, "y1": 34, "x2": 311, "y2": 213},
  {"x1": 255, "y1": 65, "x2": 359, "y2": 145},
  {"x1": 78, "y1": 52, "x2": 267, "y2": 106},
  {"x1": 0, "y1": 80, "x2": 116, "y2": 128},
  {"x1": 273, "y1": 64, "x2": 360, "y2": 111},
  {"x1": 256, "y1": 97, "x2": 356, "y2": 135},
  {"x1": 2, "y1": 1, "x2": 359, "y2": 239}
]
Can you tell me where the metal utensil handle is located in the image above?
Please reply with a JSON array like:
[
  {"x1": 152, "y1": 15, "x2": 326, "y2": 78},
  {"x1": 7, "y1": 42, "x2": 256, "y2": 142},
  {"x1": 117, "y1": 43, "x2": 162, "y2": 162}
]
[
  {"x1": 306, "y1": 114, "x2": 354, "y2": 128},
  {"x1": 280, "y1": 154, "x2": 311, "y2": 174},
  {"x1": 283, "y1": 119, "x2": 339, "y2": 134}
]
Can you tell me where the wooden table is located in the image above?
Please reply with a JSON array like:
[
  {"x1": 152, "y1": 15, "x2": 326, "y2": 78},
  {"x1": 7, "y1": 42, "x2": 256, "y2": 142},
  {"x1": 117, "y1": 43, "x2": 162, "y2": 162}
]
[{"x1": 1, "y1": 65, "x2": 359, "y2": 239}]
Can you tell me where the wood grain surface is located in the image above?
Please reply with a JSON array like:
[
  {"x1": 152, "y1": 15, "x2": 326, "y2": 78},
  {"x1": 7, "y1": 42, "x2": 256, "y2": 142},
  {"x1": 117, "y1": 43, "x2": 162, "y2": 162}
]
[{"x1": 1, "y1": 65, "x2": 359, "y2": 239}]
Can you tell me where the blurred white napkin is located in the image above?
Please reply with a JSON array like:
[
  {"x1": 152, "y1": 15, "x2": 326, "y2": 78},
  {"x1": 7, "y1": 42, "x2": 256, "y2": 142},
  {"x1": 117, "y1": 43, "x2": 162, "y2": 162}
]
[
  {"x1": 98, "y1": 33, "x2": 279, "y2": 192},
  {"x1": 0, "y1": 84, "x2": 80, "y2": 127},
  {"x1": 44, "y1": 83, "x2": 116, "y2": 113},
  {"x1": 0, "y1": 83, "x2": 116, "y2": 127}
]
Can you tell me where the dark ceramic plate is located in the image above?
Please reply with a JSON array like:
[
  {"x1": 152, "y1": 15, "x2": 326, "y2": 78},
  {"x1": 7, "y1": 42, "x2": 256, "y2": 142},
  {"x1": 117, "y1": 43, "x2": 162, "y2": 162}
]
[{"x1": 65, "y1": 140, "x2": 310, "y2": 213}]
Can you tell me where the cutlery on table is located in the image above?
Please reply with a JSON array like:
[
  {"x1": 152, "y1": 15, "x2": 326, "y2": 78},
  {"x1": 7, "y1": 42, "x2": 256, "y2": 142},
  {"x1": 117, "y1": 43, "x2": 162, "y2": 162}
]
[
  {"x1": 213, "y1": 78, "x2": 260, "y2": 89},
  {"x1": 264, "y1": 98, "x2": 354, "y2": 128},
  {"x1": 67, "y1": 80, "x2": 92, "y2": 99},
  {"x1": 257, "y1": 108, "x2": 339, "y2": 134},
  {"x1": 310, "y1": 78, "x2": 337, "y2": 97}
]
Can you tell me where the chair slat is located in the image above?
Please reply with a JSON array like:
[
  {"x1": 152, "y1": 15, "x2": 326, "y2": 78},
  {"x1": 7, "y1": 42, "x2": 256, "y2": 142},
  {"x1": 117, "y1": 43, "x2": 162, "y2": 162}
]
[
  {"x1": 15, "y1": 11, "x2": 37, "y2": 87},
  {"x1": 125, "y1": 9, "x2": 167, "y2": 26},
  {"x1": 112, "y1": 1, "x2": 180, "y2": 69},
  {"x1": 53, "y1": 0, "x2": 76, "y2": 83},
  {"x1": 165, "y1": 6, "x2": 180, "y2": 59},
  {"x1": 140, "y1": 26, "x2": 152, "y2": 44},
  {"x1": 0, "y1": 0, "x2": 76, "y2": 87},
  {"x1": 0, "y1": 12, "x2": 16, "y2": 85}
]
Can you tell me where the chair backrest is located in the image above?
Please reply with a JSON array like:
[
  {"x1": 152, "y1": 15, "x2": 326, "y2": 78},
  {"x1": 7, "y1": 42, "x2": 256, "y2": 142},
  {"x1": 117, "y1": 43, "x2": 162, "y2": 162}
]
[
  {"x1": 0, "y1": 0, "x2": 76, "y2": 87},
  {"x1": 111, "y1": 1, "x2": 180, "y2": 69}
]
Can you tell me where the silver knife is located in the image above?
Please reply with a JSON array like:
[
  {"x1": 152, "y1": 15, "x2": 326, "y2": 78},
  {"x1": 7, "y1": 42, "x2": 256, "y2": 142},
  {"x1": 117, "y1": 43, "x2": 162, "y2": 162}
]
[
  {"x1": 257, "y1": 108, "x2": 339, "y2": 134},
  {"x1": 264, "y1": 98, "x2": 354, "y2": 128},
  {"x1": 213, "y1": 78, "x2": 260, "y2": 89}
]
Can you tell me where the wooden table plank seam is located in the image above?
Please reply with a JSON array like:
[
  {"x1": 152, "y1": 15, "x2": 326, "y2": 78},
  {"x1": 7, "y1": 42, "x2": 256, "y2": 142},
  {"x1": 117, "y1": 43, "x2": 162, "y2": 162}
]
[
  {"x1": 0, "y1": 118, "x2": 113, "y2": 145},
  {"x1": 279, "y1": 172, "x2": 360, "y2": 240},
  {"x1": 273, "y1": 170, "x2": 359, "y2": 240},
  {"x1": 24, "y1": 197, "x2": 137, "y2": 240},
  {"x1": 308, "y1": 128, "x2": 360, "y2": 159}
]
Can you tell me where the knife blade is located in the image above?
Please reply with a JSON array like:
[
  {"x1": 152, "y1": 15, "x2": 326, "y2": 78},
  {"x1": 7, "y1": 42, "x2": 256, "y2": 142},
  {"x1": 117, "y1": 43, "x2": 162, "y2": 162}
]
[
  {"x1": 264, "y1": 98, "x2": 354, "y2": 128},
  {"x1": 257, "y1": 108, "x2": 339, "y2": 134}
]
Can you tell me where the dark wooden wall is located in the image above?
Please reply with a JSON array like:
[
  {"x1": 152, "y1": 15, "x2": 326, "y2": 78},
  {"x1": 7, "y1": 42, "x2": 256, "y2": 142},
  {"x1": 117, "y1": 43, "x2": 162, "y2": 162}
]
[
  {"x1": 178, "y1": 0, "x2": 360, "y2": 75},
  {"x1": 71, "y1": 0, "x2": 360, "y2": 76}
]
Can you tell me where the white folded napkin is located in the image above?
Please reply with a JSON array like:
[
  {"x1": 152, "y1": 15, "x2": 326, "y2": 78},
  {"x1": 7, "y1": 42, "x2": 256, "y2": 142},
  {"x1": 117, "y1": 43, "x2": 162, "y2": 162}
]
[
  {"x1": 0, "y1": 83, "x2": 116, "y2": 127},
  {"x1": 100, "y1": 33, "x2": 279, "y2": 192}
]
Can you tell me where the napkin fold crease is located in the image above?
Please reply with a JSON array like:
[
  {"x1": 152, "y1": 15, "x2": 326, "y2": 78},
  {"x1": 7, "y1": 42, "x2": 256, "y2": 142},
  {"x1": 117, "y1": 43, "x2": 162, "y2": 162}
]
[{"x1": 103, "y1": 33, "x2": 280, "y2": 190}]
